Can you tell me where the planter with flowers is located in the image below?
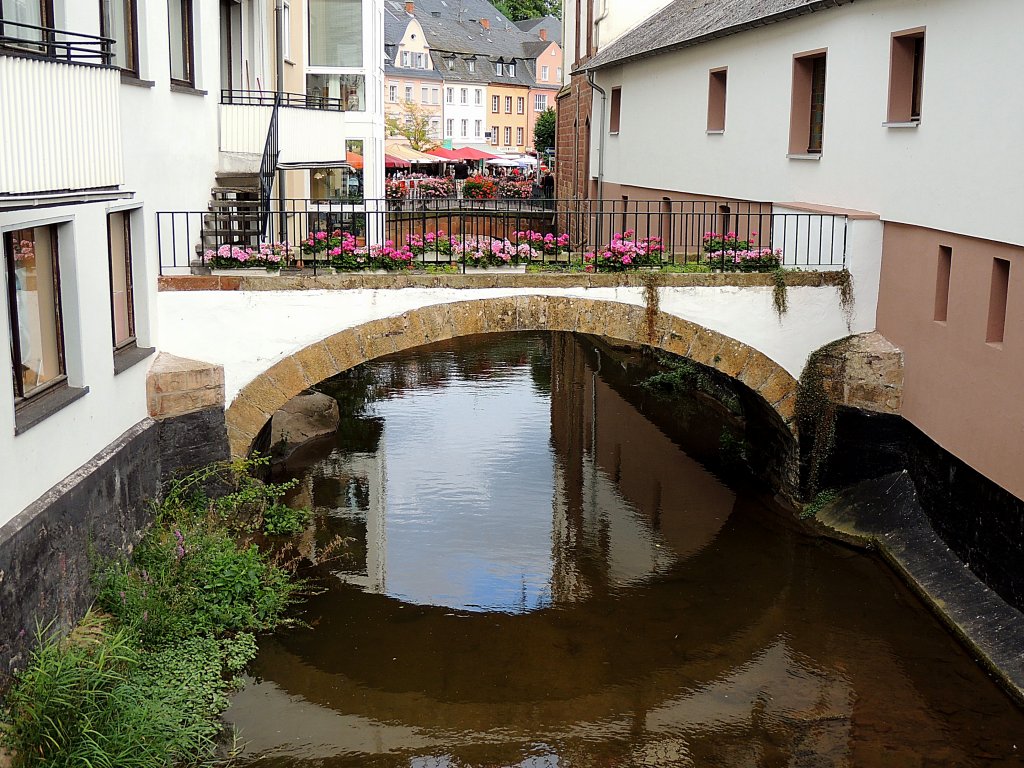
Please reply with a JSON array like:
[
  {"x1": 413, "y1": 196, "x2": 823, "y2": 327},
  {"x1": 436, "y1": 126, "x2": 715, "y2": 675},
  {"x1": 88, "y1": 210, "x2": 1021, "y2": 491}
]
[
  {"x1": 583, "y1": 230, "x2": 664, "y2": 272},
  {"x1": 702, "y1": 231, "x2": 781, "y2": 272},
  {"x1": 462, "y1": 175, "x2": 498, "y2": 201},
  {"x1": 453, "y1": 235, "x2": 528, "y2": 272},
  {"x1": 206, "y1": 242, "x2": 287, "y2": 275},
  {"x1": 514, "y1": 230, "x2": 570, "y2": 261},
  {"x1": 497, "y1": 177, "x2": 533, "y2": 200}
]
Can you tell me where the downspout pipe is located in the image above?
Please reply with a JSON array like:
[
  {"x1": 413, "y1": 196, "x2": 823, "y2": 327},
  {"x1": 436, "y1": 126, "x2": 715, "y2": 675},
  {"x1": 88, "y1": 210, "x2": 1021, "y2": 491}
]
[
  {"x1": 275, "y1": 0, "x2": 286, "y2": 242},
  {"x1": 586, "y1": 68, "x2": 606, "y2": 241}
]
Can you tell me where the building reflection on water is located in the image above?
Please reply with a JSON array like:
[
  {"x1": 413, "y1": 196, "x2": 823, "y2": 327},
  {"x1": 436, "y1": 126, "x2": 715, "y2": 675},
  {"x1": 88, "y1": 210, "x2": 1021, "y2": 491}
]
[
  {"x1": 236, "y1": 333, "x2": 1024, "y2": 768},
  {"x1": 286, "y1": 332, "x2": 735, "y2": 610}
]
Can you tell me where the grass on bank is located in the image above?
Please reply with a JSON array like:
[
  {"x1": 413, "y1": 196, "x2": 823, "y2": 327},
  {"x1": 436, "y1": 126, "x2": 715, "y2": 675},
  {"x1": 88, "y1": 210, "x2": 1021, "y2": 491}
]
[{"x1": 0, "y1": 458, "x2": 310, "y2": 768}]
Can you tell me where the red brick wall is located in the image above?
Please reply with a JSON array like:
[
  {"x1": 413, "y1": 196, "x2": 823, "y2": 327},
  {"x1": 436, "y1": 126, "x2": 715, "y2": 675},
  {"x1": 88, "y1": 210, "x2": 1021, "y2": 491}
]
[{"x1": 555, "y1": 73, "x2": 593, "y2": 200}]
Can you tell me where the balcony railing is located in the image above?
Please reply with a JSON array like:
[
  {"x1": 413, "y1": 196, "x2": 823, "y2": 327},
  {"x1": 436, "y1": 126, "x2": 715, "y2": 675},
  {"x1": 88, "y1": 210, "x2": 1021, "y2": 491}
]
[
  {"x1": 221, "y1": 89, "x2": 348, "y2": 112},
  {"x1": 157, "y1": 198, "x2": 848, "y2": 275},
  {"x1": 0, "y1": 48, "x2": 122, "y2": 194},
  {"x1": 0, "y1": 20, "x2": 113, "y2": 66}
]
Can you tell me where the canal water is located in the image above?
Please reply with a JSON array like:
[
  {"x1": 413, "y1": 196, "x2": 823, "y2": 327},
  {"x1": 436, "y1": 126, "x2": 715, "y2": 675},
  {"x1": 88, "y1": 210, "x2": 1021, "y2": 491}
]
[{"x1": 226, "y1": 332, "x2": 1024, "y2": 767}]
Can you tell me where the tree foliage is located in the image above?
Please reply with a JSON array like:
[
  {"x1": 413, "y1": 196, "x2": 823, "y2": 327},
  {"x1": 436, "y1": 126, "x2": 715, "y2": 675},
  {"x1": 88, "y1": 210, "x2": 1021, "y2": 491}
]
[
  {"x1": 491, "y1": 0, "x2": 560, "y2": 21},
  {"x1": 385, "y1": 102, "x2": 439, "y2": 152},
  {"x1": 534, "y1": 107, "x2": 556, "y2": 155}
]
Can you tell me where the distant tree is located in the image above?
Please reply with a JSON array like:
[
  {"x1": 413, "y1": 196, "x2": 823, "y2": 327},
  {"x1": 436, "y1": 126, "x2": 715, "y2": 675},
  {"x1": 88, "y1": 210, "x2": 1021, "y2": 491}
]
[
  {"x1": 534, "y1": 107, "x2": 556, "y2": 155},
  {"x1": 491, "y1": 0, "x2": 560, "y2": 22},
  {"x1": 385, "y1": 103, "x2": 439, "y2": 152}
]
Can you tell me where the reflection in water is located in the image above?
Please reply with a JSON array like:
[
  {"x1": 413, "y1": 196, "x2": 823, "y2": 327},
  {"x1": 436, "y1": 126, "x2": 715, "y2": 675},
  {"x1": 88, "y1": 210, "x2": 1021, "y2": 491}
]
[{"x1": 228, "y1": 333, "x2": 1024, "y2": 767}]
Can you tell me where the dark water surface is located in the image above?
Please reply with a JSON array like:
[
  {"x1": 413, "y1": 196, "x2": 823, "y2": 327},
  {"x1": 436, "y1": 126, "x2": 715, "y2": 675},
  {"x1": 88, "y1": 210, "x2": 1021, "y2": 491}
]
[{"x1": 226, "y1": 333, "x2": 1024, "y2": 767}]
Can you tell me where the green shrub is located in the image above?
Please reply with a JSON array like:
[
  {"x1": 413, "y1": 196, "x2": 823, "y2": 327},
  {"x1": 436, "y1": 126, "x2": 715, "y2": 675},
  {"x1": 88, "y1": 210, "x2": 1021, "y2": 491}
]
[
  {"x1": 1, "y1": 460, "x2": 306, "y2": 767},
  {"x1": 262, "y1": 503, "x2": 312, "y2": 536}
]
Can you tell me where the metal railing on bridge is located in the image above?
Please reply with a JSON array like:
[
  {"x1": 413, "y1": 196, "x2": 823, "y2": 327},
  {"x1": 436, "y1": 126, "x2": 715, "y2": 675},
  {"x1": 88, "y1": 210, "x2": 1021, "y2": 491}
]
[{"x1": 156, "y1": 198, "x2": 848, "y2": 275}]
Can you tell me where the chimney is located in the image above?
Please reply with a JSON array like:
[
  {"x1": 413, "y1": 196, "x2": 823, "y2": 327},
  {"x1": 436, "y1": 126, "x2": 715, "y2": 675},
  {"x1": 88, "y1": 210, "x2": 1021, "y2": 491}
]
[
  {"x1": 405, "y1": 1, "x2": 414, "y2": 13},
  {"x1": 480, "y1": 18, "x2": 490, "y2": 29},
  {"x1": 539, "y1": 28, "x2": 547, "y2": 41}
]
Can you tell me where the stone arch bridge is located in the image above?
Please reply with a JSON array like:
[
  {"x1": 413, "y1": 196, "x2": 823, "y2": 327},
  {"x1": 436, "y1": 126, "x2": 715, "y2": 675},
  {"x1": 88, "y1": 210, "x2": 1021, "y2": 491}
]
[{"x1": 154, "y1": 273, "x2": 863, "y2": 458}]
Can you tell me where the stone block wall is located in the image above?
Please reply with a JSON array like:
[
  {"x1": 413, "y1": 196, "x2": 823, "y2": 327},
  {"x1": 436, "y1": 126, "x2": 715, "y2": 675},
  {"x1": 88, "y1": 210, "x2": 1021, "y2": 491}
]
[{"x1": 0, "y1": 354, "x2": 230, "y2": 678}]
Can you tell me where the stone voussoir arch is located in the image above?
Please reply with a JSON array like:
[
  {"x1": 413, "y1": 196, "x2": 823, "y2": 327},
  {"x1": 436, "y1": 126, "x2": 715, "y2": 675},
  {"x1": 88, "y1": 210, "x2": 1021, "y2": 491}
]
[{"x1": 225, "y1": 295, "x2": 799, "y2": 458}]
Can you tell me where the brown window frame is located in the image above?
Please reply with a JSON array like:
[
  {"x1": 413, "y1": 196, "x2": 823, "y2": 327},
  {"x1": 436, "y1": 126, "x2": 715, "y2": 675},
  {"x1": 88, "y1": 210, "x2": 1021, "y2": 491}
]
[
  {"x1": 99, "y1": 0, "x2": 139, "y2": 75},
  {"x1": 167, "y1": 0, "x2": 195, "y2": 87},
  {"x1": 107, "y1": 210, "x2": 137, "y2": 353},
  {"x1": 707, "y1": 68, "x2": 727, "y2": 132},
  {"x1": 609, "y1": 86, "x2": 621, "y2": 134},
  {"x1": 789, "y1": 49, "x2": 827, "y2": 155},
  {"x1": 4, "y1": 225, "x2": 68, "y2": 404},
  {"x1": 887, "y1": 28, "x2": 925, "y2": 123},
  {"x1": 987, "y1": 258, "x2": 1010, "y2": 345}
]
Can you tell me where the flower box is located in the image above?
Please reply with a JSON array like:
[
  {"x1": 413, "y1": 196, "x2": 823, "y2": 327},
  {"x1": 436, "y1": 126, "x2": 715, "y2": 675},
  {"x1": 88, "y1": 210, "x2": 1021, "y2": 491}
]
[
  {"x1": 463, "y1": 265, "x2": 526, "y2": 274},
  {"x1": 211, "y1": 268, "x2": 280, "y2": 276}
]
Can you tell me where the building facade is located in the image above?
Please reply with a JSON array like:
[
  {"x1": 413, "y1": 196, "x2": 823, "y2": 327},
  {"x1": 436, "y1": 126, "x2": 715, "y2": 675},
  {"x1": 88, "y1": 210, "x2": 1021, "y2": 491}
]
[{"x1": 577, "y1": 0, "x2": 1024, "y2": 505}]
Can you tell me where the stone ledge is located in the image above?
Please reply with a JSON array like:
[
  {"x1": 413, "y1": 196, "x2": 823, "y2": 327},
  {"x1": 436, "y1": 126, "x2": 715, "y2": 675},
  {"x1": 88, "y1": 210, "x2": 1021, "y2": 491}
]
[
  {"x1": 158, "y1": 270, "x2": 847, "y2": 292},
  {"x1": 812, "y1": 472, "x2": 1024, "y2": 706}
]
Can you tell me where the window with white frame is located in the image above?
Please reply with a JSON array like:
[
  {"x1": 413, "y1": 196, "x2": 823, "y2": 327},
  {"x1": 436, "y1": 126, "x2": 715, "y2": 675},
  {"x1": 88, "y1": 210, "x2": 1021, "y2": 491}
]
[
  {"x1": 460, "y1": 87, "x2": 468, "y2": 104},
  {"x1": 504, "y1": 95, "x2": 512, "y2": 113},
  {"x1": 507, "y1": 61, "x2": 515, "y2": 77},
  {"x1": 495, "y1": 61, "x2": 503, "y2": 76},
  {"x1": 491, "y1": 126, "x2": 499, "y2": 145},
  {"x1": 401, "y1": 51, "x2": 409, "y2": 66},
  {"x1": 474, "y1": 119, "x2": 481, "y2": 137},
  {"x1": 405, "y1": 85, "x2": 413, "y2": 102},
  {"x1": 492, "y1": 94, "x2": 499, "y2": 112},
  {"x1": 557, "y1": 67, "x2": 562, "y2": 79},
  {"x1": 421, "y1": 86, "x2": 428, "y2": 103},
  {"x1": 474, "y1": 88, "x2": 482, "y2": 105},
  {"x1": 415, "y1": 52, "x2": 424, "y2": 68},
  {"x1": 431, "y1": 87, "x2": 439, "y2": 104},
  {"x1": 503, "y1": 126, "x2": 512, "y2": 145},
  {"x1": 516, "y1": 126, "x2": 523, "y2": 145},
  {"x1": 541, "y1": 65, "x2": 548, "y2": 80},
  {"x1": 447, "y1": 87, "x2": 454, "y2": 103},
  {"x1": 446, "y1": 119, "x2": 454, "y2": 136},
  {"x1": 309, "y1": 0, "x2": 362, "y2": 67},
  {"x1": 461, "y1": 119, "x2": 467, "y2": 137},
  {"x1": 389, "y1": 84, "x2": 397, "y2": 102},
  {"x1": 534, "y1": 93, "x2": 547, "y2": 111},
  {"x1": 516, "y1": 96, "x2": 524, "y2": 114},
  {"x1": 281, "y1": 2, "x2": 291, "y2": 60},
  {"x1": 467, "y1": 58, "x2": 476, "y2": 73}
]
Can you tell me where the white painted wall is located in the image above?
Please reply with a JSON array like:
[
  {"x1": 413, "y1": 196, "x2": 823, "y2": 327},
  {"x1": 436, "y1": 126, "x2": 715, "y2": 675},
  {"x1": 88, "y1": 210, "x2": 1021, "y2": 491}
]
[
  {"x1": 594, "y1": 0, "x2": 1024, "y2": 247},
  {"x1": 157, "y1": 285, "x2": 858, "y2": 405},
  {"x1": 444, "y1": 84, "x2": 489, "y2": 148},
  {"x1": 0, "y1": 202, "x2": 153, "y2": 523}
]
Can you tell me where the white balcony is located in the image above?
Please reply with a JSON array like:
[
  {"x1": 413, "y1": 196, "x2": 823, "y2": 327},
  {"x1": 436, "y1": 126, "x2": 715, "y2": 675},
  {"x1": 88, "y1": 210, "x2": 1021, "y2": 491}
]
[
  {"x1": 219, "y1": 93, "x2": 348, "y2": 170},
  {"x1": 0, "y1": 55, "x2": 123, "y2": 196}
]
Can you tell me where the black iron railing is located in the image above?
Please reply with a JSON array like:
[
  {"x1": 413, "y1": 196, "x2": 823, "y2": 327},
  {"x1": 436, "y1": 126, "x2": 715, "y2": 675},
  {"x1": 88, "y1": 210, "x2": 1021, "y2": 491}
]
[
  {"x1": 257, "y1": 97, "x2": 281, "y2": 233},
  {"x1": 157, "y1": 198, "x2": 848, "y2": 275},
  {"x1": 0, "y1": 20, "x2": 113, "y2": 66},
  {"x1": 222, "y1": 88, "x2": 348, "y2": 112}
]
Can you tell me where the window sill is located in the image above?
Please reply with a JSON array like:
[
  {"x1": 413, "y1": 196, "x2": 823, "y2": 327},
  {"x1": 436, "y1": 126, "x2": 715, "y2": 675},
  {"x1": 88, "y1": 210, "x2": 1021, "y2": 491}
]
[
  {"x1": 787, "y1": 153, "x2": 822, "y2": 161},
  {"x1": 883, "y1": 120, "x2": 921, "y2": 129},
  {"x1": 170, "y1": 83, "x2": 208, "y2": 97},
  {"x1": 120, "y1": 72, "x2": 155, "y2": 88},
  {"x1": 113, "y1": 344, "x2": 155, "y2": 375},
  {"x1": 14, "y1": 383, "x2": 89, "y2": 435},
  {"x1": 706, "y1": 129, "x2": 725, "y2": 135}
]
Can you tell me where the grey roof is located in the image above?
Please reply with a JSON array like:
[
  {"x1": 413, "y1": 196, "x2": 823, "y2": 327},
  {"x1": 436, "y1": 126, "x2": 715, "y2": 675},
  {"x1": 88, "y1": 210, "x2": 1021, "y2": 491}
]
[
  {"x1": 515, "y1": 15, "x2": 562, "y2": 45},
  {"x1": 584, "y1": 0, "x2": 851, "y2": 71}
]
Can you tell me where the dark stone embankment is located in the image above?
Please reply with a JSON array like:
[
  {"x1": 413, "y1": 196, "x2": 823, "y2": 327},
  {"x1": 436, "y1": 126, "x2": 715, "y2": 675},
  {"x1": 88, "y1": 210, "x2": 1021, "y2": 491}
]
[{"x1": 811, "y1": 471, "x2": 1024, "y2": 705}]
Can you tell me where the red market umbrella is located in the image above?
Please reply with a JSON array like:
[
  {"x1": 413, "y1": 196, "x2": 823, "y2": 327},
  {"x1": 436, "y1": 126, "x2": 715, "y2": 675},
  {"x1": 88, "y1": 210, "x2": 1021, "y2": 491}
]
[
  {"x1": 346, "y1": 150, "x2": 364, "y2": 169},
  {"x1": 425, "y1": 147, "x2": 462, "y2": 160},
  {"x1": 385, "y1": 153, "x2": 411, "y2": 168},
  {"x1": 455, "y1": 147, "x2": 499, "y2": 161}
]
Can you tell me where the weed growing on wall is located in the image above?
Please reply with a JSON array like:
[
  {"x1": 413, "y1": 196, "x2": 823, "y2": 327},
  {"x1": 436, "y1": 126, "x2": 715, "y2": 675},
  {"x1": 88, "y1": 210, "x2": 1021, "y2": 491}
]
[{"x1": 0, "y1": 460, "x2": 310, "y2": 768}]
